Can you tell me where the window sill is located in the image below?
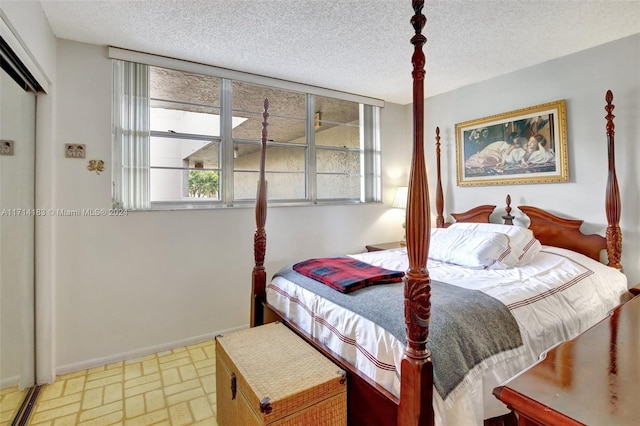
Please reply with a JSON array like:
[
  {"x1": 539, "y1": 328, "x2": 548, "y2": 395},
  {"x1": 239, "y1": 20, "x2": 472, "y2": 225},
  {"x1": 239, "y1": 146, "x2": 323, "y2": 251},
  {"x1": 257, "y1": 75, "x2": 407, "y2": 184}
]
[{"x1": 116, "y1": 199, "x2": 381, "y2": 212}]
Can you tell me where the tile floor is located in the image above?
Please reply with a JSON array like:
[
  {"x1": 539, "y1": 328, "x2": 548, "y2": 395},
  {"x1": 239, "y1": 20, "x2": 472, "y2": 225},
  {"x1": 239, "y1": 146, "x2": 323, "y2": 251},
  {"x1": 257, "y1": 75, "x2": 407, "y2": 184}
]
[
  {"x1": 24, "y1": 339, "x2": 218, "y2": 425},
  {"x1": 1, "y1": 385, "x2": 29, "y2": 425}
]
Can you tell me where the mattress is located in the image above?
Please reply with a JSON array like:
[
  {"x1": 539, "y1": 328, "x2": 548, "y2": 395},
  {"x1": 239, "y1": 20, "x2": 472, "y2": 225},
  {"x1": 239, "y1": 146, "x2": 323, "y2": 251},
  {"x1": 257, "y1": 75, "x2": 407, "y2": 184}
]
[{"x1": 266, "y1": 246, "x2": 628, "y2": 425}]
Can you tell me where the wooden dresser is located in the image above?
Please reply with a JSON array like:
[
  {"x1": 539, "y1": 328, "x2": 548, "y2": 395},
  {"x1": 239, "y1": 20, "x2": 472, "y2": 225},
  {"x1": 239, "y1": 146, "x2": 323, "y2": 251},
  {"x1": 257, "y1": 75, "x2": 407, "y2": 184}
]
[{"x1": 494, "y1": 293, "x2": 640, "y2": 425}]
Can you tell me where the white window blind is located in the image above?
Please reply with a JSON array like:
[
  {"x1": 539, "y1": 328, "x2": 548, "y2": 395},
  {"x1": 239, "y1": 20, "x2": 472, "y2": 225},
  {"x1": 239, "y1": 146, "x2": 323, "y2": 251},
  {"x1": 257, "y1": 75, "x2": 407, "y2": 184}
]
[{"x1": 112, "y1": 61, "x2": 150, "y2": 210}]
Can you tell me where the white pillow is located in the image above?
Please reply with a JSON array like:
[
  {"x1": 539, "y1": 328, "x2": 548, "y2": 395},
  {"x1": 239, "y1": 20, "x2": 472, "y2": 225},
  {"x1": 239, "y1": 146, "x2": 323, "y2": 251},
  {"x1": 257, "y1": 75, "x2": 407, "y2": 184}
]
[
  {"x1": 429, "y1": 228, "x2": 518, "y2": 269},
  {"x1": 448, "y1": 222, "x2": 541, "y2": 266}
]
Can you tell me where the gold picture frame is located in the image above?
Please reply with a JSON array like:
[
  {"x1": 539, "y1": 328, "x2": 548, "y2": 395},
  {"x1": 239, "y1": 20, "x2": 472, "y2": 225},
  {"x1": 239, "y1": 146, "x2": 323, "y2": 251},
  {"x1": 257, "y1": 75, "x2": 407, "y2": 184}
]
[{"x1": 456, "y1": 99, "x2": 568, "y2": 186}]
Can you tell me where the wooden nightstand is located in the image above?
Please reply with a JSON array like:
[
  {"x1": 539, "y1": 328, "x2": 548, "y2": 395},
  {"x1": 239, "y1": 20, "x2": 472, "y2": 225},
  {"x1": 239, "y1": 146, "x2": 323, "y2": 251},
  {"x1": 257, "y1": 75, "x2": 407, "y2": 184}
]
[{"x1": 365, "y1": 242, "x2": 404, "y2": 252}]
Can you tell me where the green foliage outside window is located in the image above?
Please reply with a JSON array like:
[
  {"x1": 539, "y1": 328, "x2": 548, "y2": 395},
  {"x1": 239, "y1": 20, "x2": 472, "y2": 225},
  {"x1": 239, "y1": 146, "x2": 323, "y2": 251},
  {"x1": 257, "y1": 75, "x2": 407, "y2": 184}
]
[{"x1": 189, "y1": 170, "x2": 219, "y2": 198}]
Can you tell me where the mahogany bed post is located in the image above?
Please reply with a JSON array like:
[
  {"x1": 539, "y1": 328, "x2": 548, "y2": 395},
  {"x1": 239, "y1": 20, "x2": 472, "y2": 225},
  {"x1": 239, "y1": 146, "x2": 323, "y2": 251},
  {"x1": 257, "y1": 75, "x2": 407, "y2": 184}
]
[
  {"x1": 250, "y1": 98, "x2": 270, "y2": 328},
  {"x1": 398, "y1": 1, "x2": 434, "y2": 425},
  {"x1": 435, "y1": 127, "x2": 444, "y2": 228},
  {"x1": 604, "y1": 90, "x2": 622, "y2": 270}
]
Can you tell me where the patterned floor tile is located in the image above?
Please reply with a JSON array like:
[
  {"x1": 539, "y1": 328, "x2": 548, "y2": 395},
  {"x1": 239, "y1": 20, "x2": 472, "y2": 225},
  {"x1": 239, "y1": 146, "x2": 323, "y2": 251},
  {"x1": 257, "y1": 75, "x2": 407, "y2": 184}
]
[
  {"x1": 23, "y1": 340, "x2": 218, "y2": 426},
  {"x1": 0, "y1": 386, "x2": 29, "y2": 425}
]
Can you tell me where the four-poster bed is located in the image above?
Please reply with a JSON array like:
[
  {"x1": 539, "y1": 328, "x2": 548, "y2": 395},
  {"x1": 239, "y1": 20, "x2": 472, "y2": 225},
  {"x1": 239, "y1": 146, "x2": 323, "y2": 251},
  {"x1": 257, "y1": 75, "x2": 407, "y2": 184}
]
[{"x1": 249, "y1": 2, "x2": 627, "y2": 425}]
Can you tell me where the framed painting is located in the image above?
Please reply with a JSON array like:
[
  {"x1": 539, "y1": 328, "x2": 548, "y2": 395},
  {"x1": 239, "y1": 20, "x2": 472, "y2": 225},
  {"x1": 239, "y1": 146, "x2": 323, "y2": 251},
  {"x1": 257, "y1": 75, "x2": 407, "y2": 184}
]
[{"x1": 456, "y1": 99, "x2": 568, "y2": 186}]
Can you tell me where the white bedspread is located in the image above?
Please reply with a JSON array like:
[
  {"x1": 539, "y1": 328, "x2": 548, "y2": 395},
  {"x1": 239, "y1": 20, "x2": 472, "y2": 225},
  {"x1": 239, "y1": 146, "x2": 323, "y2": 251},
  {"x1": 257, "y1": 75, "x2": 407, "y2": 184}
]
[{"x1": 266, "y1": 246, "x2": 628, "y2": 425}]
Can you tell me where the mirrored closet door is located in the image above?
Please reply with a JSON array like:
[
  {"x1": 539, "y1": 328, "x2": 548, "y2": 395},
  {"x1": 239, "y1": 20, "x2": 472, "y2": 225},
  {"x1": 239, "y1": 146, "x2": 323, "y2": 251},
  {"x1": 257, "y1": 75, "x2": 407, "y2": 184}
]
[{"x1": 0, "y1": 54, "x2": 37, "y2": 423}]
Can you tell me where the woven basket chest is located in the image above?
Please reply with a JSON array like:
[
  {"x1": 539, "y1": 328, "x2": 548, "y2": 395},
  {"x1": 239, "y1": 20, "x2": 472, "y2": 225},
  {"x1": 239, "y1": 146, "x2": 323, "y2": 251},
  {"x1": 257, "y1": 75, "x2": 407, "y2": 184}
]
[{"x1": 215, "y1": 322, "x2": 347, "y2": 426}]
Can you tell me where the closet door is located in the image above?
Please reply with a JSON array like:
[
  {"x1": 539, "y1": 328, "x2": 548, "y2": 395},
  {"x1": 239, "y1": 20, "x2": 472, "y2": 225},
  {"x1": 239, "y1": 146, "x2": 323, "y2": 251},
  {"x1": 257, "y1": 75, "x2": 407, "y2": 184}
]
[{"x1": 0, "y1": 64, "x2": 36, "y2": 394}]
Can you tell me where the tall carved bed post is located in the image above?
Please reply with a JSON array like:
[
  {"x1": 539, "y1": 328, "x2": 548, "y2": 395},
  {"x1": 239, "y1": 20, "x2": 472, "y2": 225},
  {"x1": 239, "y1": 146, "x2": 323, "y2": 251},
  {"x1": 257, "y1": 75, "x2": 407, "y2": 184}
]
[
  {"x1": 435, "y1": 127, "x2": 444, "y2": 228},
  {"x1": 398, "y1": 1, "x2": 434, "y2": 425},
  {"x1": 250, "y1": 99, "x2": 270, "y2": 328},
  {"x1": 604, "y1": 90, "x2": 622, "y2": 270}
]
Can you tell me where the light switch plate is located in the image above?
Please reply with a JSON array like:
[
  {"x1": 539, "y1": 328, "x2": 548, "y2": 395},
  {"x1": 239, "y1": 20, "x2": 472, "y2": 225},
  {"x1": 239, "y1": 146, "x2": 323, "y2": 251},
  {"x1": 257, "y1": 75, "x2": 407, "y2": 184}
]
[
  {"x1": 0, "y1": 140, "x2": 15, "y2": 156},
  {"x1": 65, "y1": 144, "x2": 86, "y2": 159}
]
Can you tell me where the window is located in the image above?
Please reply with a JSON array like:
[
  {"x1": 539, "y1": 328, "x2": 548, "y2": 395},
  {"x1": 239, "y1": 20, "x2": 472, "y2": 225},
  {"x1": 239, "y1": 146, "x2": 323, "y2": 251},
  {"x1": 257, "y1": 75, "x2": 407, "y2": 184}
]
[
  {"x1": 314, "y1": 96, "x2": 362, "y2": 200},
  {"x1": 112, "y1": 56, "x2": 382, "y2": 210},
  {"x1": 231, "y1": 81, "x2": 307, "y2": 201},
  {"x1": 149, "y1": 68, "x2": 223, "y2": 203}
]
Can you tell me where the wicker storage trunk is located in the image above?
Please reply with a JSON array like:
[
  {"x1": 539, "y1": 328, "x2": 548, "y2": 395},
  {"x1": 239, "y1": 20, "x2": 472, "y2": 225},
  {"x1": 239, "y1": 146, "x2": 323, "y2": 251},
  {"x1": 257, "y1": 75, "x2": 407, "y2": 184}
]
[{"x1": 215, "y1": 322, "x2": 347, "y2": 426}]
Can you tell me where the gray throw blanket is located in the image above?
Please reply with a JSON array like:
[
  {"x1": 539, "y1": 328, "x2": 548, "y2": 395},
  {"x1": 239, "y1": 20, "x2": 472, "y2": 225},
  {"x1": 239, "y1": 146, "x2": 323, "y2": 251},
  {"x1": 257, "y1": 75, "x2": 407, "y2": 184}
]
[{"x1": 274, "y1": 265, "x2": 523, "y2": 399}]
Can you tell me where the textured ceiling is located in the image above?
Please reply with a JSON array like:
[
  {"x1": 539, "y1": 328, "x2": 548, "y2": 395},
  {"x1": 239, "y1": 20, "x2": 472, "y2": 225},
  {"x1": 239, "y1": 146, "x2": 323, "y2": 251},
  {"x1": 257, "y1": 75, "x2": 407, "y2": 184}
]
[{"x1": 38, "y1": 0, "x2": 640, "y2": 105}]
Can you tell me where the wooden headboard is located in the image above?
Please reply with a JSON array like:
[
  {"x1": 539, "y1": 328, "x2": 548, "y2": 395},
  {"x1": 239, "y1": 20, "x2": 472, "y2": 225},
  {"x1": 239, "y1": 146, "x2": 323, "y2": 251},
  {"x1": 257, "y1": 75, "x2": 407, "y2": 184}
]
[
  {"x1": 450, "y1": 205, "x2": 496, "y2": 225},
  {"x1": 518, "y1": 205, "x2": 607, "y2": 262}
]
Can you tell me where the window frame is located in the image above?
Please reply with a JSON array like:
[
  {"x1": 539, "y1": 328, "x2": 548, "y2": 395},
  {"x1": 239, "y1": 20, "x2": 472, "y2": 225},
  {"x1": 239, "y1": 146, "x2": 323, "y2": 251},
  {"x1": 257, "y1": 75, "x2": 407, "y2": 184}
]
[{"x1": 110, "y1": 47, "x2": 383, "y2": 210}]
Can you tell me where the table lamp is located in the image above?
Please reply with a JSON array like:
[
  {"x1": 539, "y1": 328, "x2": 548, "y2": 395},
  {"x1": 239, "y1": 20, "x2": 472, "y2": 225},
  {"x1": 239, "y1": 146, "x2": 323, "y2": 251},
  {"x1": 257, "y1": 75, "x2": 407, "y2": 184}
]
[{"x1": 392, "y1": 186, "x2": 408, "y2": 246}]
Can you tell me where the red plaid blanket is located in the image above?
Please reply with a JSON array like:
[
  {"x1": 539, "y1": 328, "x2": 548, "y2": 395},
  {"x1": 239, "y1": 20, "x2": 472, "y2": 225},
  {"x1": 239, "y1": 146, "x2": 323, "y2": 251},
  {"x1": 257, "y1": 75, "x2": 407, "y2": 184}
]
[{"x1": 292, "y1": 257, "x2": 404, "y2": 293}]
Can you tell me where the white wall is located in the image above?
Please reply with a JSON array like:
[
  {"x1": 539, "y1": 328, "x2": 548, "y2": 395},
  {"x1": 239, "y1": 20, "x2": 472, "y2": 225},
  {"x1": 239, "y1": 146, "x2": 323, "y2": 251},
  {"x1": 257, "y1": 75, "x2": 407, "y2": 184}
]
[
  {"x1": 424, "y1": 34, "x2": 640, "y2": 285},
  {"x1": 52, "y1": 40, "x2": 407, "y2": 373}
]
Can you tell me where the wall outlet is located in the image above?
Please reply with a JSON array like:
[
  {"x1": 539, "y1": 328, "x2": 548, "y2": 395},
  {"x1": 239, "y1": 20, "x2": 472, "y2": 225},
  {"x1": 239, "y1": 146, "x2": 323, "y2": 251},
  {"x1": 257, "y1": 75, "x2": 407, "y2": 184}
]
[
  {"x1": 0, "y1": 140, "x2": 15, "y2": 156},
  {"x1": 65, "y1": 144, "x2": 86, "y2": 159}
]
